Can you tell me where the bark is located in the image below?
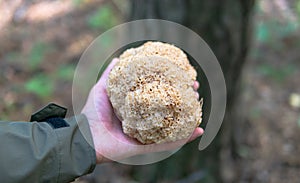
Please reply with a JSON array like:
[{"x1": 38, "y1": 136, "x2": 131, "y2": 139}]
[{"x1": 129, "y1": 0, "x2": 255, "y2": 182}]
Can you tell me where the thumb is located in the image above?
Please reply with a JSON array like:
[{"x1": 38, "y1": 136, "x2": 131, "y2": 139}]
[{"x1": 99, "y1": 58, "x2": 119, "y2": 83}]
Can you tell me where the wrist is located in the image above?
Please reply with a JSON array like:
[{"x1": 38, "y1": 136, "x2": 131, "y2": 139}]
[{"x1": 84, "y1": 117, "x2": 112, "y2": 164}]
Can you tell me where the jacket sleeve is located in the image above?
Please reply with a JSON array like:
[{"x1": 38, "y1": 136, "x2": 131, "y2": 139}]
[{"x1": 0, "y1": 114, "x2": 96, "y2": 183}]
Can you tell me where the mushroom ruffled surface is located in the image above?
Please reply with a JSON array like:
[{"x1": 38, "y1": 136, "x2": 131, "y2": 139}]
[{"x1": 107, "y1": 42, "x2": 202, "y2": 144}]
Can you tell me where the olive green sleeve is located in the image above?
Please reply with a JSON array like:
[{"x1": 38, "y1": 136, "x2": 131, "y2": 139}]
[{"x1": 0, "y1": 114, "x2": 96, "y2": 183}]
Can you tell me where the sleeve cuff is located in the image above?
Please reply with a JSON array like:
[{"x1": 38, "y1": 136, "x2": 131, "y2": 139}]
[{"x1": 53, "y1": 114, "x2": 96, "y2": 182}]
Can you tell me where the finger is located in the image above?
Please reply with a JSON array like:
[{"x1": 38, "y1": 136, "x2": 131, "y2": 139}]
[
  {"x1": 193, "y1": 81, "x2": 199, "y2": 91},
  {"x1": 140, "y1": 127, "x2": 204, "y2": 154},
  {"x1": 188, "y1": 127, "x2": 204, "y2": 142}
]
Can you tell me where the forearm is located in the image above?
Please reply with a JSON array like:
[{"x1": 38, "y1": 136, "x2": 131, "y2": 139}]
[{"x1": 0, "y1": 115, "x2": 96, "y2": 183}]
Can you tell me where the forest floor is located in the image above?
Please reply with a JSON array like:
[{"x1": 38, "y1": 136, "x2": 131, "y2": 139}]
[{"x1": 0, "y1": 0, "x2": 299, "y2": 182}]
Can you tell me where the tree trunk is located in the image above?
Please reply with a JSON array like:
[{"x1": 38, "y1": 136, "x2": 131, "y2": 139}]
[{"x1": 129, "y1": 0, "x2": 255, "y2": 182}]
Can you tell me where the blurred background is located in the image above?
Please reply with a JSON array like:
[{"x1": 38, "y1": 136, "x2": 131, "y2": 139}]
[{"x1": 0, "y1": 0, "x2": 300, "y2": 182}]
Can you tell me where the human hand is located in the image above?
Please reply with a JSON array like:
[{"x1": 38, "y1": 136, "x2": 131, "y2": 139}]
[{"x1": 81, "y1": 58, "x2": 204, "y2": 163}]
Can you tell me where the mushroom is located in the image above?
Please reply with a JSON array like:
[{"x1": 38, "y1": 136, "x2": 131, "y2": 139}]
[{"x1": 107, "y1": 42, "x2": 202, "y2": 144}]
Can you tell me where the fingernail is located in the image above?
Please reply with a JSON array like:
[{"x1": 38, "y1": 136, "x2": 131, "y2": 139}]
[{"x1": 195, "y1": 92, "x2": 199, "y2": 99}]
